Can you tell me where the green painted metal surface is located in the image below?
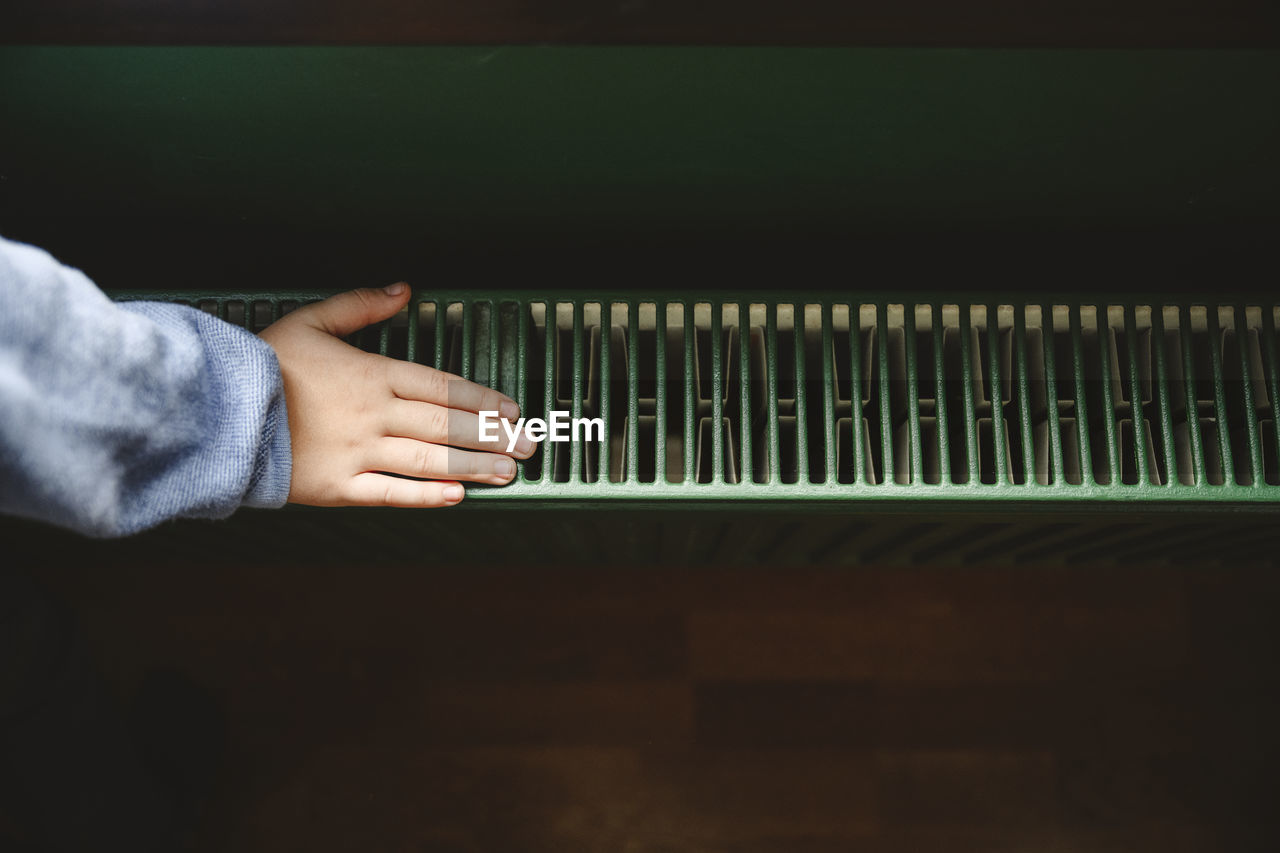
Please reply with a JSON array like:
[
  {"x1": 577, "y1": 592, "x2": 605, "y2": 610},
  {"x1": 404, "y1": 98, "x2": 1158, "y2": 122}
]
[{"x1": 112, "y1": 289, "x2": 1280, "y2": 510}]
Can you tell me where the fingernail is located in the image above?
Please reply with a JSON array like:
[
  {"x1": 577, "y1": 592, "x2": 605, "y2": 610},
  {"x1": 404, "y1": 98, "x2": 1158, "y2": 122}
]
[
  {"x1": 384, "y1": 282, "x2": 407, "y2": 296},
  {"x1": 495, "y1": 458, "x2": 516, "y2": 479},
  {"x1": 500, "y1": 399, "x2": 519, "y2": 421},
  {"x1": 515, "y1": 435, "x2": 535, "y2": 457},
  {"x1": 443, "y1": 485, "x2": 464, "y2": 502}
]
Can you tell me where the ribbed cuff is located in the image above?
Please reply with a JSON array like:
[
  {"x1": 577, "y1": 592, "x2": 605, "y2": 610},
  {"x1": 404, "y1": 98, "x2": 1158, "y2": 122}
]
[{"x1": 242, "y1": 391, "x2": 293, "y2": 508}]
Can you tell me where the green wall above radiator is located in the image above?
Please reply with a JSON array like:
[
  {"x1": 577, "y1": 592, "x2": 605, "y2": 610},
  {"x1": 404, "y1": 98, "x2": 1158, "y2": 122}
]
[{"x1": 1, "y1": 47, "x2": 1278, "y2": 290}]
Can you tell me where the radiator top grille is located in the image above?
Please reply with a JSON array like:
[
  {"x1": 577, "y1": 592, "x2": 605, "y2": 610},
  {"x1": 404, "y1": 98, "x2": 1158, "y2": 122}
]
[{"x1": 114, "y1": 291, "x2": 1280, "y2": 507}]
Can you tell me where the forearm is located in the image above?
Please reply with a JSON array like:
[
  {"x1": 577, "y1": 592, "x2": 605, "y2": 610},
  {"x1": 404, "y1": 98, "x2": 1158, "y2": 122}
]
[{"x1": 0, "y1": 236, "x2": 291, "y2": 537}]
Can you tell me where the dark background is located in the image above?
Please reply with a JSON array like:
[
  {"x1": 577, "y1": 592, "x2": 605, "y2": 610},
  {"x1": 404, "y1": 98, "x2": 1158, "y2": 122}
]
[
  {"x1": 3, "y1": 47, "x2": 1278, "y2": 295},
  {"x1": 3, "y1": 3, "x2": 1279, "y2": 851},
  {"x1": 4, "y1": 0, "x2": 1280, "y2": 295},
  {"x1": 5, "y1": 0, "x2": 1280, "y2": 46}
]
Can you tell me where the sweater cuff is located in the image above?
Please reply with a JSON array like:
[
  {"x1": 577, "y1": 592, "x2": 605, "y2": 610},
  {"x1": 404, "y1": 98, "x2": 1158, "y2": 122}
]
[{"x1": 243, "y1": 390, "x2": 293, "y2": 508}]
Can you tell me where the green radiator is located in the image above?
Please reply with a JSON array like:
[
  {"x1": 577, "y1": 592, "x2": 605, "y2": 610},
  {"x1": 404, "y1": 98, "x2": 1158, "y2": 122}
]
[{"x1": 111, "y1": 290, "x2": 1280, "y2": 510}]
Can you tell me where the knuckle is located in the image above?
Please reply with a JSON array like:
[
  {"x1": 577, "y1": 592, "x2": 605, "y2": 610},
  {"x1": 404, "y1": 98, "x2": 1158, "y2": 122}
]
[
  {"x1": 426, "y1": 370, "x2": 450, "y2": 403},
  {"x1": 386, "y1": 358, "x2": 407, "y2": 385},
  {"x1": 425, "y1": 406, "x2": 450, "y2": 440},
  {"x1": 364, "y1": 355, "x2": 389, "y2": 385},
  {"x1": 413, "y1": 445, "x2": 435, "y2": 477}
]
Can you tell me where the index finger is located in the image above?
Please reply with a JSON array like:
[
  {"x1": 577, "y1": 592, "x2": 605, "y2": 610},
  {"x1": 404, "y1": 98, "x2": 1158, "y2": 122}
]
[{"x1": 387, "y1": 359, "x2": 519, "y2": 419}]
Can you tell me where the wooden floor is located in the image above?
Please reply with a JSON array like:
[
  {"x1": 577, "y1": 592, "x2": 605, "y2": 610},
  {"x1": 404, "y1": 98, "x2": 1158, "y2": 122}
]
[{"x1": 33, "y1": 557, "x2": 1280, "y2": 852}]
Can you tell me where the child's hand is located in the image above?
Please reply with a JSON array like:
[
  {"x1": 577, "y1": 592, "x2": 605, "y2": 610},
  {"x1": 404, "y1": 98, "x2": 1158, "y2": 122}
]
[{"x1": 259, "y1": 284, "x2": 532, "y2": 508}]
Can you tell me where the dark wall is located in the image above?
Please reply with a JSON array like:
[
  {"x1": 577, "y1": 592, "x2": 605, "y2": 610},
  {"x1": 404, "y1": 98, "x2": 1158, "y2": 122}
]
[
  {"x1": 3, "y1": 47, "x2": 1278, "y2": 292},
  {"x1": 4, "y1": 0, "x2": 1279, "y2": 46}
]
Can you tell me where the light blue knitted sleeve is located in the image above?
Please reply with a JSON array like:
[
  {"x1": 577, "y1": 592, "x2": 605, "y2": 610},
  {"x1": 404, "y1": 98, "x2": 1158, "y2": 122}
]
[{"x1": 0, "y1": 235, "x2": 293, "y2": 537}]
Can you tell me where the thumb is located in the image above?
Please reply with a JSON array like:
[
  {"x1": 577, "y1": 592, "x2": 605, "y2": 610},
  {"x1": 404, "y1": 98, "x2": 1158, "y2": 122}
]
[{"x1": 296, "y1": 283, "x2": 411, "y2": 338}]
